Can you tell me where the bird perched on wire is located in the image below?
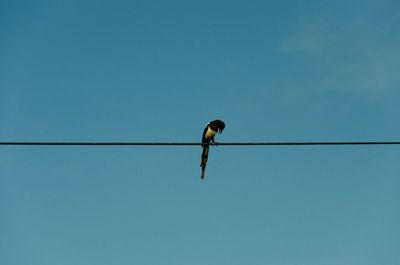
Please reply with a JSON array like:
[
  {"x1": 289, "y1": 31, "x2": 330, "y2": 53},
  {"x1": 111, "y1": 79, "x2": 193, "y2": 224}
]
[{"x1": 200, "y1": 119, "x2": 225, "y2": 179}]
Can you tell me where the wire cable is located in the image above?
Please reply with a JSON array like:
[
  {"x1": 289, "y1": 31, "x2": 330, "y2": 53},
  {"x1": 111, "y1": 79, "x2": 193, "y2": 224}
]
[{"x1": 1, "y1": 141, "x2": 400, "y2": 146}]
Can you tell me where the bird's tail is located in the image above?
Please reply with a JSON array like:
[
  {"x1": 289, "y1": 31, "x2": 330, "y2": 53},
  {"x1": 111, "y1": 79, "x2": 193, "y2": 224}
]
[{"x1": 200, "y1": 145, "x2": 209, "y2": 179}]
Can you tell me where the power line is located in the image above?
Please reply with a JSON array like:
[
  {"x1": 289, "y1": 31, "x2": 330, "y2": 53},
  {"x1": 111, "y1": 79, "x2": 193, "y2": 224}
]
[{"x1": 1, "y1": 141, "x2": 400, "y2": 146}]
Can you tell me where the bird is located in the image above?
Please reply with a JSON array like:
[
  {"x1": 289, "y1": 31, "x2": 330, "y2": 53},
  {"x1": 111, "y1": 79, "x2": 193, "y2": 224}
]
[{"x1": 200, "y1": 119, "x2": 225, "y2": 179}]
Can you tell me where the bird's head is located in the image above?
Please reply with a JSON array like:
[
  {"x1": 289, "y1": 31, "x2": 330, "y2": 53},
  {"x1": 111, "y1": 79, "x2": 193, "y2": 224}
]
[{"x1": 214, "y1": 119, "x2": 225, "y2": 134}]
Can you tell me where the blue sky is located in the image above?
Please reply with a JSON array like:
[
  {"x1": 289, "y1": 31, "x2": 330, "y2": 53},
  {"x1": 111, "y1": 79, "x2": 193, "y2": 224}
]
[{"x1": 1, "y1": 1, "x2": 400, "y2": 264}]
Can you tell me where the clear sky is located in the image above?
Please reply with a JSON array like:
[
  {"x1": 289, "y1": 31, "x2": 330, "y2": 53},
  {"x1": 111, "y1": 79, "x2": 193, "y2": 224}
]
[{"x1": 1, "y1": 1, "x2": 400, "y2": 264}]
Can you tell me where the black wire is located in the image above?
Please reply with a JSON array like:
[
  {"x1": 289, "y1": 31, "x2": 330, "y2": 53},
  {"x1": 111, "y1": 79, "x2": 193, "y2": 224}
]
[{"x1": 1, "y1": 141, "x2": 400, "y2": 146}]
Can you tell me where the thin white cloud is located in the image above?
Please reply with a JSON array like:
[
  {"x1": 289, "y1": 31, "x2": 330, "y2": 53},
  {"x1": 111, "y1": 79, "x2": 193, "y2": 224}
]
[{"x1": 280, "y1": 6, "x2": 400, "y2": 100}]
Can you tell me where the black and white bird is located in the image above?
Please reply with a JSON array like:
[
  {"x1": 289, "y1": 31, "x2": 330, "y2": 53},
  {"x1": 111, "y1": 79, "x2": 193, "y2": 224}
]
[{"x1": 200, "y1": 119, "x2": 225, "y2": 179}]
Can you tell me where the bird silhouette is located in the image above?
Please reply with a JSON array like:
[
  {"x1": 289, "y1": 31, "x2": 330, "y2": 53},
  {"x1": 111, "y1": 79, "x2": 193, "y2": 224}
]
[{"x1": 200, "y1": 119, "x2": 225, "y2": 179}]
